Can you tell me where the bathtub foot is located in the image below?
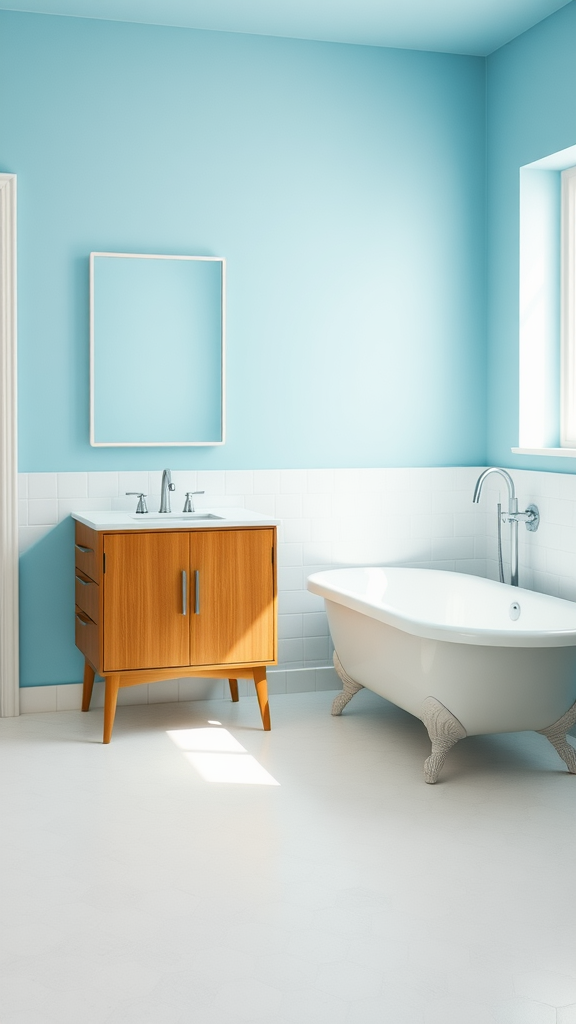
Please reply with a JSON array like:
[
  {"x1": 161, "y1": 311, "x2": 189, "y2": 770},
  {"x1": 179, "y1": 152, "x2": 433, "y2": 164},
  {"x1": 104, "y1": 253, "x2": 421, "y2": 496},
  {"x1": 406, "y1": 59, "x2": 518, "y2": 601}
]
[
  {"x1": 332, "y1": 652, "x2": 364, "y2": 715},
  {"x1": 537, "y1": 699, "x2": 576, "y2": 774},
  {"x1": 421, "y1": 697, "x2": 467, "y2": 784}
]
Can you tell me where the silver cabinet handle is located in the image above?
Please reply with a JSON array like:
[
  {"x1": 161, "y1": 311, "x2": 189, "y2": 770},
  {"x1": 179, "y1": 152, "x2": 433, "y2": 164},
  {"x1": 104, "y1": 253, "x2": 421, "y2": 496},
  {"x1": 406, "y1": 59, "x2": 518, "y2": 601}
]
[
  {"x1": 76, "y1": 612, "x2": 89, "y2": 626},
  {"x1": 182, "y1": 570, "x2": 187, "y2": 616},
  {"x1": 194, "y1": 570, "x2": 200, "y2": 614},
  {"x1": 75, "y1": 543, "x2": 92, "y2": 554},
  {"x1": 75, "y1": 574, "x2": 90, "y2": 586}
]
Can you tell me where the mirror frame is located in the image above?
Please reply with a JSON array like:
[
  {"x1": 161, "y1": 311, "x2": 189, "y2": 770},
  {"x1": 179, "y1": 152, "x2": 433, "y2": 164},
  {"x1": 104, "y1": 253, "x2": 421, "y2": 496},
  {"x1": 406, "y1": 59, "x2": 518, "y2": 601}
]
[{"x1": 89, "y1": 251, "x2": 226, "y2": 447}]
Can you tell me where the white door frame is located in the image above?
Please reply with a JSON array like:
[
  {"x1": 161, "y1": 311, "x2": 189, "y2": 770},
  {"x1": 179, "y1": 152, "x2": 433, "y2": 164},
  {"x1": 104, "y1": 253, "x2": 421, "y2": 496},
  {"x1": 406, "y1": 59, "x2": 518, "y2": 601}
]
[{"x1": 0, "y1": 173, "x2": 19, "y2": 717}]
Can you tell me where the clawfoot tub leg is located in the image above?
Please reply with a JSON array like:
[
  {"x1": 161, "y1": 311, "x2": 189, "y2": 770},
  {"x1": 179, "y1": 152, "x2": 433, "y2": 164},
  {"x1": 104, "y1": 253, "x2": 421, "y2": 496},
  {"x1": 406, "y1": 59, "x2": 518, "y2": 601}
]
[
  {"x1": 421, "y1": 697, "x2": 467, "y2": 784},
  {"x1": 537, "y1": 699, "x2": 576, "y2": 774},
  {"x1": 331, "y1": 652, "x2": 364, "y2": 716}
]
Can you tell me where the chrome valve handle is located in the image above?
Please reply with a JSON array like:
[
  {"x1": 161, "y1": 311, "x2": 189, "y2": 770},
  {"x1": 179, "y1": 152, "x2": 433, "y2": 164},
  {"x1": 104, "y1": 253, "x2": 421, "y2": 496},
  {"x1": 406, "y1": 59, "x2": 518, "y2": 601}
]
[
  {"x1": 126, "y1": 492, "x2": 148, "y2": 514},
  {"x1": 183, "y1": 490, "x2": 205, "y2": 513}
]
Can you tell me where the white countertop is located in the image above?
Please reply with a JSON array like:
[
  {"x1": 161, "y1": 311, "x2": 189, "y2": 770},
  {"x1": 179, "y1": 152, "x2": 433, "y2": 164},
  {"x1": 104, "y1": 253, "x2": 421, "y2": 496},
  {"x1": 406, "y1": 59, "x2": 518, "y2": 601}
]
[{"x1": 71, "y1": 507, "x2": 279, "y2": 531}]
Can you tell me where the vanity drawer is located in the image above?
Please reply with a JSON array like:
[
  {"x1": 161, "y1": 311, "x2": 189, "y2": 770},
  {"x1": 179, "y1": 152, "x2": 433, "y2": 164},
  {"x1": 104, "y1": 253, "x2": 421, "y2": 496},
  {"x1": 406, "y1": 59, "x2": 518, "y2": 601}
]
[
  {"x1": 75, "y1": 570, "x2": 99, "y2": 623},
  {"x1": 75, "y1": 523, "x2": 101, "y2": 583},
  {"x1": 75, "y1": 606, "x2": 100, "y2": 671}
]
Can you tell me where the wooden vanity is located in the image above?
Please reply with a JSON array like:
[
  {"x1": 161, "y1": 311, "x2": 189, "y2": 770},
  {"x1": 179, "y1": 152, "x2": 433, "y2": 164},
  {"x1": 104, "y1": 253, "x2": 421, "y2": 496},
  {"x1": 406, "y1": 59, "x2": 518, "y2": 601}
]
[{"x1": 73, "y1": 510, "x2": 278, "y2": 743}]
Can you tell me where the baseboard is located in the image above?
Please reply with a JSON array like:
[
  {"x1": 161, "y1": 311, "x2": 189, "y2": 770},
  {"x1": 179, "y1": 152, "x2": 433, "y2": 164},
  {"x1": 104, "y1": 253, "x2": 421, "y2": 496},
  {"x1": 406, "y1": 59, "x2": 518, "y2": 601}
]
[{"x1": 18, "y1": 665, "x2": 340, "y2": 714}]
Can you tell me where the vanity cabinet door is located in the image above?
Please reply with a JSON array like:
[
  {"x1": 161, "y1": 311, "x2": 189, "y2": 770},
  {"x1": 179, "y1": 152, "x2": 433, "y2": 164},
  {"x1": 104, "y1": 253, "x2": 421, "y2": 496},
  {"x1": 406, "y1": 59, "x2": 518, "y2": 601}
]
[
  {"x1": 103, "y1": 532, "x2": 190, "y2": 672},
  {"x1": 190, "y1": 529, "x2": 276, "y2": 667}
]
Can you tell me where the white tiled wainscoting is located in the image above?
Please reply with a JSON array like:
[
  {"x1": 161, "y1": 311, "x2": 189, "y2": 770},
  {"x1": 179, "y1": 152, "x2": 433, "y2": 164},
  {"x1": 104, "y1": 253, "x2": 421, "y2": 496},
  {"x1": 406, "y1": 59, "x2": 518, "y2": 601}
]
[{"x1": 18, "y1": 465, "x2": 576, "y2": 711}]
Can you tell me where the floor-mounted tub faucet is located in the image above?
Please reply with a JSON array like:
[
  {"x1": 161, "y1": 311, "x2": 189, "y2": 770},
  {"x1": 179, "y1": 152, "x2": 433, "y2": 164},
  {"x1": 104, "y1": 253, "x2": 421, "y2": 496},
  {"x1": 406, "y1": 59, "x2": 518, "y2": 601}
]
[
  {"x1": 472, "y1": 467, "x2": 540, "y2": 587},
  {"x1": 159, "y1": 469, "x2": 175, "y2": 513}
]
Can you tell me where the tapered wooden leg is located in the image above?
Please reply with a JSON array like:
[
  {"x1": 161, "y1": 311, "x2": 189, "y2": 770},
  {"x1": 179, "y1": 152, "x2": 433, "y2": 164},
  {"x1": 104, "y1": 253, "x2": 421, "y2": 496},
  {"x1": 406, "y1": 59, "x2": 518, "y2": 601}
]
[
  {"x1": 103, "y1": 675, "x2": 120, "y2": 744},
  {"x1": 81, "y1": 661, "x2": 95, "y2": 712},
  {"x1": 229, "y1": 678, "x2": 239, "y2": 702},
  {"x1": 253, "y1": 666, "x2": 271, "y2": 731}
]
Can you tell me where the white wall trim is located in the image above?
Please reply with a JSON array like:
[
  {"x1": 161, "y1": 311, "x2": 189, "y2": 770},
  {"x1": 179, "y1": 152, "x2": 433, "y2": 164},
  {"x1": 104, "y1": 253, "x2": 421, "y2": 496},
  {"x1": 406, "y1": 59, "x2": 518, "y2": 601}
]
[{"x1": 0, "y1": 174, "x2": 19, "y2": 717}]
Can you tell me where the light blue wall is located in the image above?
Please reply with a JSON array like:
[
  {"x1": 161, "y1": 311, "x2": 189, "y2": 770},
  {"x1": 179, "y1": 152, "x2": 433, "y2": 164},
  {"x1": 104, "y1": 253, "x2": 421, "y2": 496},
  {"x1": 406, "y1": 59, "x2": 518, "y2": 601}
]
[
  {"x1": 0, "y1": 11, "x2": 488, "y2": 686},
  {"x1": 486, "y1": 1, "x2": 576, "y2": 472},
  {"x1": 0, "y1": 11, "x2": 487, "y2": 474}
]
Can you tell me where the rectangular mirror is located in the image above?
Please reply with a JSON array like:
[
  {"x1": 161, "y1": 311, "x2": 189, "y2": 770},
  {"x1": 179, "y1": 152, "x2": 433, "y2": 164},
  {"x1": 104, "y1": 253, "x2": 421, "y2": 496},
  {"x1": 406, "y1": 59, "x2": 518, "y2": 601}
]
[{"x1": 90, "y1": 252, "x2": 225, "y2": 446}]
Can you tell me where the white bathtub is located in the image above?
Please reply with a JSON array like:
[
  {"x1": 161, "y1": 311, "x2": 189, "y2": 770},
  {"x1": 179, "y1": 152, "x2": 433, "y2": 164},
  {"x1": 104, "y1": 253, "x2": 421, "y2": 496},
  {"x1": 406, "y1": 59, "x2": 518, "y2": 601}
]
[{"x1": 307, "y1": 567, "x2": 576, "y2": 782}]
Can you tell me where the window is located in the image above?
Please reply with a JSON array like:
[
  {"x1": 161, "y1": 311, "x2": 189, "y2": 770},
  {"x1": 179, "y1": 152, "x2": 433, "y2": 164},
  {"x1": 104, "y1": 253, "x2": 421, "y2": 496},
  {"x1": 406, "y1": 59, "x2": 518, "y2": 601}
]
[
  {"x1": 561, "y1": 165, "x2": 576, "y2": 446},
  {"x1": 515, "y1": 144, "x2": 576, "y2": 458}
]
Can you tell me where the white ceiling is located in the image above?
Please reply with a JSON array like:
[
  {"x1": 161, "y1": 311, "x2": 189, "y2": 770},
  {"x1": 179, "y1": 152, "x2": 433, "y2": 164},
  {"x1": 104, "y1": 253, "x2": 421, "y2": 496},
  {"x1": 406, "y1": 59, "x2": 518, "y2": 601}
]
[{"x1": 0, "y1": 0, "x2": 571, "y2": 56}]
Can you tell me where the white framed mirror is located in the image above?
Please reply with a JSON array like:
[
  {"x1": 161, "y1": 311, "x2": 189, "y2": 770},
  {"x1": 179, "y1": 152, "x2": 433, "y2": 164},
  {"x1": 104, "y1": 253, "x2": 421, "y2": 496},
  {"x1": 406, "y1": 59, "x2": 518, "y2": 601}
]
[{"x1": 90, "y1": 252, "x2": 225, "y2": 446}]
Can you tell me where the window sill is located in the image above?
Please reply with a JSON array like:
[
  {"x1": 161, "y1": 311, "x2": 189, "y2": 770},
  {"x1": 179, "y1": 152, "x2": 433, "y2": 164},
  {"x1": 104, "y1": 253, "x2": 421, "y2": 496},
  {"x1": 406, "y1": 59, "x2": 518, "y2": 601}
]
[{"x1": 512, "y1": 446, "x2": 576, "y2": 458}]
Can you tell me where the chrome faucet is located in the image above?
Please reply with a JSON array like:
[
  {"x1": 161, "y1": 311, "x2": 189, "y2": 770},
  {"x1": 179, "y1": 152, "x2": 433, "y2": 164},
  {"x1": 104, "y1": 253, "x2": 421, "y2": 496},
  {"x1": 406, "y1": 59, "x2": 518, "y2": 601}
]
[
  {"x1": 473, "y1": 467, "x2": 539, "y2": 587},
  {"x1": 159, "y1": 469, "x2": 175, "y2": 513}
]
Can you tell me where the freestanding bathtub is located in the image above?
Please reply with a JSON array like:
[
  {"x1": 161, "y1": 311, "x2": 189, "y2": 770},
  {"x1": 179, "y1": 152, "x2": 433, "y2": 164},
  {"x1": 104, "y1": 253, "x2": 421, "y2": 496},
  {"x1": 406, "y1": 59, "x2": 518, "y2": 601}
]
[{"x1": 307, "y1": 567, "x2": 576, "y2": 782}]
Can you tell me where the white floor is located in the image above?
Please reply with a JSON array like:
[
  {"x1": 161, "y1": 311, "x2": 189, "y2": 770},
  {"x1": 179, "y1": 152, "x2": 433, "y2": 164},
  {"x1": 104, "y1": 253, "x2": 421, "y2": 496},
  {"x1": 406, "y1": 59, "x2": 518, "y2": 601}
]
[{"x1": 1, "y1": 689, "x2": 576, "y2": 1024}]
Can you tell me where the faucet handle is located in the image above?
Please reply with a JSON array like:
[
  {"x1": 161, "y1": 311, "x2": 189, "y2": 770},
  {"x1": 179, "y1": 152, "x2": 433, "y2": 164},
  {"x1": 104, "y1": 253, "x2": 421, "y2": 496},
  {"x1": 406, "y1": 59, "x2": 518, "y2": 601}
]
[
  {"x1": 126, "y1": 492, "x2": 148, "y2": 514},
  {"x1": 183, "y1": 490, "x2": 205, "y2": 513}
]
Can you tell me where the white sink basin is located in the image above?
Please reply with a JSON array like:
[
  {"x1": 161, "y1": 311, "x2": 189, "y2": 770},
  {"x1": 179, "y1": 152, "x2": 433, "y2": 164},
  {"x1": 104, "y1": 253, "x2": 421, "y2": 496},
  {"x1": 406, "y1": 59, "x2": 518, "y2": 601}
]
[
  {"x1": 129, "y1": 513, "x2": 223, "y2": 521},
  {"x1": 71, "y1": 508, "x2": 280, "y2": 531}
]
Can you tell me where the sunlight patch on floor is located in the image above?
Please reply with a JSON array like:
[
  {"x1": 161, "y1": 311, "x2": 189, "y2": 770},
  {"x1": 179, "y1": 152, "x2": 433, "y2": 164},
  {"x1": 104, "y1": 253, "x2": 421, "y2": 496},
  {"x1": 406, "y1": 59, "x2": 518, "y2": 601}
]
[{"x1": 166, "y1": 726, "x2": 280, "y2": 785}]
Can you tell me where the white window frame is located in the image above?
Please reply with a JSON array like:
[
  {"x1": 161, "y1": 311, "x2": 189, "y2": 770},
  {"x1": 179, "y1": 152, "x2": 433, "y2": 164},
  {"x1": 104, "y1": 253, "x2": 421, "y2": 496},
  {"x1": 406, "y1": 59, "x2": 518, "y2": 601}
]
[{"x1": 560, "y1": 165, "x2": 576, "y2": 447}]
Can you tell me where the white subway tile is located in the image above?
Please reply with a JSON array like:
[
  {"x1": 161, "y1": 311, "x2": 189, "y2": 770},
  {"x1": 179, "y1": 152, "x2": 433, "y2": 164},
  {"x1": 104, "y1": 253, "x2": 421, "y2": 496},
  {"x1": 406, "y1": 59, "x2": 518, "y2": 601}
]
[
  {"x1": 280, "y1": 469, "x2": 307, "y2": 494},
  {"x1": 277, "y1": 543, "x2": 303, "y2": 567},
  {"x1": 286, "y1": 667, "x2": 316, "y2": 692},
  {"x1": 57, "y1": 473, "x2": 88, "y2": 499},
  {"x1": 18, "y1": 474, "x2": 28, "y2": 499},
  {"x1": 247, "y1": 495, "x2": 276, "y2": 517},
  {"x1": 383, "y1": 468, "x2": 411, "y2": 490},
  {"x1": 28, "y1": 473, "x2": 57, "y2": 499},
  {"x1": 547, "y1": 547, "x2": 576, "y2": 578},
  {"x1": 28, "y1": 499, "x2": 59, "y2": 526},
  {"x1": 303, "y1": 612, "x2": 329, "y2": 637},
  {"x1": 198, "y1": 470, "x2": 226, "y2": 495},
  {"x1": 454, "y1": 512, "x2": 485, "y2": 537},
  {"x1": 170, "y1": 470, "x2": 198, "y2": 494},
  {"x1": 279, "y1": 638, "x2": 304, "y2": 665},
  {"x1": 539, "y1": 497, "x2": 574, "y2": 528},
  {"x1": 431, "y1": 489, "x2": 474, "y2": 514},
  {"x1": 60, "y1": 496, "x2": 112, "y2": 520},
  {"x1": 267, "y1": 670, "x2": 287, "y2": 694},
  {"x1": 553, "y1": 473, "x2": 576, "y2": 500},
  {"x1": 558, "y1": 577, "x2": 576, "y2": 602},
  {"x1": 411, "y1": 513, "x2": 454, "y2": 539},
  {"x1": 306, "y1": 469, "x2": 334, "y2": 493},
  {"x1": 119, "y1": 471, "x2": 150, "y2": 497},
  {"x1": 315, "y1": 667, "x2": 339, "y2": 690},
  {"x1": 302, "y1": 543, "x2": 333, "y2": 566},
  {"x1": 302, "y1": 493, "x2": 332, "y2": 518},
  {"x1": 88, "y1": 472, "x2": 118, "y2": 498},
  {"x1": 278, "y1": 567, "x2": 303, "y2": 591},
  {"x1": 278, "y1": 614, "x2": 303, "y2": 639},
  {"x1": 18, "y1": 500, "x2": 27, "y2": 525},
  {"x1": 310, "y1": 518, "x2": 339, "y2": 543},
  {"x1": 275, "y1": 494, "x2": 302, "y2": 519},
  {"x1": 304, "y1": 636, "x2": 329, "y2": 661},
  {"x1": 431, "y1": 537, "x2": 474, "y2": 561},
  {"x1": 18, "y1": 525, "x2": 52, "y2": 554},
  {"x1": 532, "y1": 570, "x2": 560, "y2": 597},
  {"x1": 226, "y1": 470, "x2": 253, "y2": 494},
  {"x1": 281, "y1": 519, "x2": 311, "y2": 543},
  {"x1": 254, "y1": 470, "x2": 280, "y2": 494}
]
